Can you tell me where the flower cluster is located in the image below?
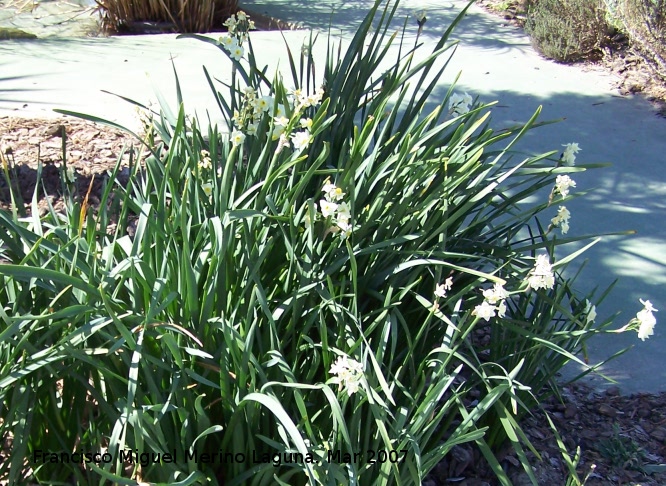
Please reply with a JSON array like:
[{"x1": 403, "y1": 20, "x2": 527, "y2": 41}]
[
  {"x1": 554, "y1": 174, "x2": 576, "y2": 198},
  {"x1": 635, "y1": 299, "x2": 657, "y2": 341},
  {"x1": 472, "y1": 282, "x2": 509, "y2": 321},
  {"x1": 223, "y1": 11, "x2": 255, "y2": 43},
  {"x1": 526, "y1": 254, "x2": 555, "y2": 291},
  {"x1": 319, "y1": 179, "x2": 352, "y2": 238},
  {"x1": 230, "y1": 86, "x2": 323, "y2": 152},
  {"x1": 561, "y1": 142, "x2": 581, "y2": 166},
  {"x1": 329, "y1": 355, "x2": 364, "y2": 396},
  {"x1": 549, "y1": 170, "x2": 576, "y2": 234},
  {"x1": 290, "y1": 87, "x2": 325, "y2": 112},
  {"x1": 219, "y1": 12, "x2": 255, "y2": 61},
  {"x1": 434, "y1": 277, "x2": 453, "y2": 298},
  {"x1": 198, "y1": 149, "x2": 212, "y2": 170},
  {"x1": 448, "y1": 92, "x2": 473, "y2": 116},
  {"x1": 231, "y1": 87, "x2": 272, "y2": 135},
  {"x1": 550, "y1": 205, "x2": 571, "y2": 235}
]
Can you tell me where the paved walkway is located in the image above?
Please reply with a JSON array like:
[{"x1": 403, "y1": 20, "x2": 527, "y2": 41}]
[{"x1": 1, "y1": 0, "x2": 664, "y2": 393}]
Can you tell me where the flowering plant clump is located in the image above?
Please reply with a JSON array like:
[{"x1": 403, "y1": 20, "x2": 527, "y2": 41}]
[{"x1": 3, "y1": 2, "x2": 659, "y2": 486}]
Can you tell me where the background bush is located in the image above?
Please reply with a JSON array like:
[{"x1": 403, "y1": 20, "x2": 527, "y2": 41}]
[
  {"x1": 525, "y1": 0, "x2": 612, "y2": 61},
  {"x1": 616, "y1": 0, "x2": 666, "y2": 80}
]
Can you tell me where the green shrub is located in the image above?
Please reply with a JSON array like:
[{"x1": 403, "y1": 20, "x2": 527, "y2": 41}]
[
  {"x1": 526, "y1": 0, "x2": 611, "y2": 61},
  {"x1": 0, "y1": 1, "x2": 656, "y2": 485},
  {"x1": 95, "y1": 0, "x2": 238, "y2": 33},
  {"x1": 617, "y1": 0, "x2": 666, "y2": 80}
]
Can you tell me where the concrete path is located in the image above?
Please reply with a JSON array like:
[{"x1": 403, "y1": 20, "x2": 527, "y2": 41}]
[{"x1": 1, "y1": 0, "x2": 664, "y2": 393}]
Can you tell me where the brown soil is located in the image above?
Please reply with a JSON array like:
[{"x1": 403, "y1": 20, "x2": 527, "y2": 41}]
[
  {"x1": 431, "y1": 382, "x2": 666, "y2": 485},
  {"x1": 0, "y1": 116, "x2": 142, "y2": 215},
  {"x1": 1, "y1": 115, "x2": 666, "y2": 485}
]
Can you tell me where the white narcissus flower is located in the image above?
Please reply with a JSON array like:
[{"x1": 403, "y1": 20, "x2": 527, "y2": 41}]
[
  {"x1": 337, "y1": 220, "x2": 352, "y2": 239},
  {"x1": 554, "y1": 175, "x2": 576, "y2": 198},
  {"x1": 551, "y1": 205, "x2": 571, "y2": 234},
  {"x1": 300, "y1": 118, "x2": 313, "y2": 130},
  {"x1": 254, "y1": 96, "x2": 273, "y2": 113},
  {"x1": 202, "y1": 182, "x2": 213, "y2": 198},
  {"x1": 246, "y1": 123, "x2": 258, "y2": 136},
  {"x1": 336, "y1": 202, "x2": 351, "y2": 223},
  {"x1": 483, "y1": 282, "x2": 509, "y2": 305},
  {"x1": 636, "y1": 299, "x2": 658, "y2": 341},
  {"x1": 322, "y1": 181, "x2": 345, "y2": 202},
  {"x1": 230, "y1": 45, "x2": 244, "y2": 61},
  {"x1": 291, "y1": 131, "x2": 311, "y2": 150},
  {"x1": 329, "y1": 356, "x2": 364, "y2": 396},
  {"x1": 497, "y1": 300, "x2": 507, "y2": 318},
  {"x1": 273, "y1": 116, "x2": 289, "y2": 127},
  {"x1": 584, "y1": 299, "x2": 597, "y2": 325},
  {"x1": 561, "y1": 143, "x2": 581, "y2": 166},
  {"x1": 560, "y1": 220, "x2": 570, "y2": 235},
  {"x1": 641, "y1": 298, "x2": 657, "y2": 313},
  {"x1": 526, "y1": 254, "x2": 555, "y2": 290},
  {"x1": 219, "y1": 35, "x2": 235, "y2": 48},
  {"x1": 472, "y1": 301, "x2": 496, "y2": 321},
  {"x1": 322, "y1": 181, "x2": 336, "y2": 195},
  {"x1": 449, "y1": 92, "x2": 473, "y2": 116},
  {"x1": 434, "y1": 284, "x2": 447, "y2": 298},
  {"x1": 231, "y1": 130, "x2": 246, "y2": 147},
  {"x1": 270, "y1": 103, "x2": 287, "y2": 118},
  {"x1": 435, "y1": 277, "x2": 454, "y2": 298},
  {"x1": 269, "y1": 124, "x2": 285, "y2": 141},
  {"x1": 319, "y1": 200, "x2": 338, "y2": 218},
  {"x1": 223, "y1": 16, "x2": 237, "y2": 31}
]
